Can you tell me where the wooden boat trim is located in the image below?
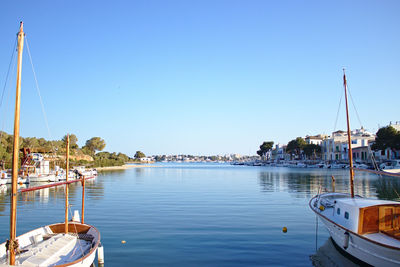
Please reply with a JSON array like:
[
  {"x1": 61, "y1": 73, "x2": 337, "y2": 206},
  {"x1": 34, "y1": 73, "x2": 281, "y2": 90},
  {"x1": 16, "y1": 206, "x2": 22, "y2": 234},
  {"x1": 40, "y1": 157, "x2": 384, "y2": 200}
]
[{"x1": 309, "y1": 196, "x2": 400, "y2": 251}]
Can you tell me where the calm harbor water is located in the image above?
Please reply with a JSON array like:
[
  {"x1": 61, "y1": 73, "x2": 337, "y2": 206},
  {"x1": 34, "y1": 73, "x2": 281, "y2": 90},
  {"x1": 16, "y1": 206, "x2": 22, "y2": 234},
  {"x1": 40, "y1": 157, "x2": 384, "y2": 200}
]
[{"x1": 0, "y1": 163, "x2": 399, "y2": 266}]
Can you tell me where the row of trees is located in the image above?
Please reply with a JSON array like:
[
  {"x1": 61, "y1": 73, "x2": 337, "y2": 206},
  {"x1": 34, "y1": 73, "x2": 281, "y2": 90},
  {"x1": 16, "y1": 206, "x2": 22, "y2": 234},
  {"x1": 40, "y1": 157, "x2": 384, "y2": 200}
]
[
  {"x1": 61, "y1": 134, "x2": 106, "y2": 155},
  {"x1": 257, "y1": 138, "x2": 322, "y2": 160},
  {"x1": 0, "y1": 131, "x2": 137, "y2": 168},
  {"x1": 286, "y1": 137, "x2": 321, "y2": 159}
]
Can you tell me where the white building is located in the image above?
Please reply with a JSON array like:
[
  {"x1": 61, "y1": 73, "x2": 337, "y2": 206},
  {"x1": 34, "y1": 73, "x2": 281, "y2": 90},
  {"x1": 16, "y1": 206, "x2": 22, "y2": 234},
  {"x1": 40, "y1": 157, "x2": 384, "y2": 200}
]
[
  {"x1": 305, "y1": 135, "x2": 326, "y2": 145},
  {"x1": 271, "y1": 144, "x2": 289, "y2": 161},
  {"x1": 321, "y1": 128, "x2": 375, "y2": 162}
]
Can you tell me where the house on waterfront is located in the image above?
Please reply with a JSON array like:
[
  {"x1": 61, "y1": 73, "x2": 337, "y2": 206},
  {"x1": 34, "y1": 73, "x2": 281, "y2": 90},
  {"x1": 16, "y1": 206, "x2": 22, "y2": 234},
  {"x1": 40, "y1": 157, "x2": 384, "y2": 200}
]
[
  {"x1": 271, "y1": 144, "x2": 290, "y2": 161},
  {"x1": 305, "y1": 134, "x2": 327, "y2": 145},
  {"x1": 320, "y1": 128, "x2": 375, "y2": 162}
]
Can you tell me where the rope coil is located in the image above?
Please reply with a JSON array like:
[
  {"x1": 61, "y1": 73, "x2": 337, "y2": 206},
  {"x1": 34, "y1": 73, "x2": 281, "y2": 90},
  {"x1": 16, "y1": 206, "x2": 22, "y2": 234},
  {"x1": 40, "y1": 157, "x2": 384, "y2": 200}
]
[{"x1": 5, "y1": 239, "x2": 19, "y2": 253}]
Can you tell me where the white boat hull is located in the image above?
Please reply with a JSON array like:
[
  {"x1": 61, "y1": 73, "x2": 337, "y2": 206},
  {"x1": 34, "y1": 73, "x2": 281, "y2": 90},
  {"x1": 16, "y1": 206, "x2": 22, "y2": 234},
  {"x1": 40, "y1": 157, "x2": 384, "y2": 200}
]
[
  {"x1": 0, "y1": 177, "x2": 30, "y2": 184},
  {"x1": 383, "y1": 168, "x2": 400, "y2": 174},
  {"x1": 311, "y1": 196, "x2": 400, "y2": 267},
  {"x1": 319, "y1": 215, "x2": 400, "y2": 266},
  {"x1": 27, "y1": 175, "x2": 58, "y2": 182}
]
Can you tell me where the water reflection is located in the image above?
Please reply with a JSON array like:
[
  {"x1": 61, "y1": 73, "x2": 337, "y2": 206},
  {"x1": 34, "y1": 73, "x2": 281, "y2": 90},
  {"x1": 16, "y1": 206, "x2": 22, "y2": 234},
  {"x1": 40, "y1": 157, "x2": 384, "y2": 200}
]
[
  {"x1": 0, "y1": 177, "x2": 105, "y2": 215},
  {"x1": 374, "y1": 177, "x2": 400, "y2": 201},
  {"x1": 135, "y1": 168, "x2": 144, "y2": 177},
  {"x1": 258, "y1": 168, "x2": 389, "y2": 200},
  {"x1": 310, "y1": 238, "x2": 361, "y2": 267}
]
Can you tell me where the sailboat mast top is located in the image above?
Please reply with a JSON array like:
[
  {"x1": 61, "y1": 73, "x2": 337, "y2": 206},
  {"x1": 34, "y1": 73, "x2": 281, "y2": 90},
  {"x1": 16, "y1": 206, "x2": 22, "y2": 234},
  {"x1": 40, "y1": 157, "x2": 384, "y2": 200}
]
[{"x1": 343, "y1": 69, "x2": 355, "y2": 198}]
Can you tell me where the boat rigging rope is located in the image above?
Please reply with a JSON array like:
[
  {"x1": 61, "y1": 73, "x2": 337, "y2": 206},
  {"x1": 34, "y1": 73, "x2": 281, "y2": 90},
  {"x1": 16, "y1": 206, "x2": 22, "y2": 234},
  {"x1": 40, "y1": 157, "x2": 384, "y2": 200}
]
[
  {"x1": 347, "y1": 85, "x2": 363, "y2": 128},
  {"x1": 0, "y1": 37, "x2": 17, "y2": 111},
  {"x1": 67, "y1": 203, "x2": 86, "y2": 260},
  {"x1": 25, "y1": 37, "x2": 56, "y2": 153},
  {"x1": 333, "y1": 89, "x2": 343, "y2": 132},
  {"x1": 333, "y1": 81, "x2": 363, "y2": 131},
  {"x1": 0, "y1": 37, "x2": 18, "y2": 143}
]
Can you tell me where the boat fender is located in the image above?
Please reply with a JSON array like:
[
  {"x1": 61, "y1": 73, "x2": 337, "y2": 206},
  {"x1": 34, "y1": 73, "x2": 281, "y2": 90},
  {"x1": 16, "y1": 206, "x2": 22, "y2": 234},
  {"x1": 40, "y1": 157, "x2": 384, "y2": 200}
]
[
  {"x1": 343, "y1": 231, "x2": 350, "y2": 249},
  {"x1": 98, "y1": 243, "x2": 104, "y2": 265},
  {"x1": 319, "y1": 205, "x2": 325, "y2": 211}
]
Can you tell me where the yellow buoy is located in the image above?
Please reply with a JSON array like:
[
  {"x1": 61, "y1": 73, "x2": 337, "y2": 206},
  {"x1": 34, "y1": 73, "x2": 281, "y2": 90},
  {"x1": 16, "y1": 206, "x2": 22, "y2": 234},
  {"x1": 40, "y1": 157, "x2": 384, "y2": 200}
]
[
  {"x1": 121, "y1": 240, "x2": 126, "y2": 244},
  {"x1": 282, "y1": 227, "x2": 287, "y2": 233}
]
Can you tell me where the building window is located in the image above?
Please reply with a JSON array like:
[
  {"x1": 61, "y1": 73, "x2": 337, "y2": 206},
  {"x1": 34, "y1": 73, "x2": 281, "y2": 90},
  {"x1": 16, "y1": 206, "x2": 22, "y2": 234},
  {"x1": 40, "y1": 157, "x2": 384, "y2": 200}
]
[
  {"x1": 344, "y1": 212, "x2": 349, "y2": 219},
  {"x1": 352, "y1": 140, "x2": 357, "y2": 144},
  {"x1": 337, "y1": 208, "x2": 340, "y2": 215}
]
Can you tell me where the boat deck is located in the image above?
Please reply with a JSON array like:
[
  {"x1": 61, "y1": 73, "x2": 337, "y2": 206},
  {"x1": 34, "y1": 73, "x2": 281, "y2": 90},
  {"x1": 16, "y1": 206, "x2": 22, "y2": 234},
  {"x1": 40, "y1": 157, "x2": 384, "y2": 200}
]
[
  {"x1": 0, "y1": 233, "x2": 93, "y2": 266},
  {"x1": 364, "y1": 232, "x2": 400, "y2": 249}
]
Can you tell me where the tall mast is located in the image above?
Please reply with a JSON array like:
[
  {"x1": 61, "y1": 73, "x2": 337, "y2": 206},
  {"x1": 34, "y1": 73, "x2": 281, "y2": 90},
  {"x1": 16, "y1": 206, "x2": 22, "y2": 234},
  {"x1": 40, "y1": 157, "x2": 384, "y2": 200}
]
[
  {"x1": 343, "y1": 69, "x2": 355, "y2": 198},
  {"x1": 65, "y1": 134, "x2": 70, "y2": 233},
  {"x1": 9, "y1": 21, "x2": 24, "y2": 265}
]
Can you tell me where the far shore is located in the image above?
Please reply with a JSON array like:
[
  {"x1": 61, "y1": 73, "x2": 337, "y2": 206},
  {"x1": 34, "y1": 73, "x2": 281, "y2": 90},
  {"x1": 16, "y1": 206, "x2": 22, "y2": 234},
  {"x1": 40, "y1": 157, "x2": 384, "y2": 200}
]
[{"x1": 96, "y1": 164, "x2": 159, "y2": 172}]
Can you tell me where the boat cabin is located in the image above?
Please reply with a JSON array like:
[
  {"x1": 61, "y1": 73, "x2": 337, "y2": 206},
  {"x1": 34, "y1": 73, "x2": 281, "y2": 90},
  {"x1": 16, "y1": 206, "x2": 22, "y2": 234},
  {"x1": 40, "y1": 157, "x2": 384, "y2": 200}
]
[
  {"x1": 358, "y1": 204, "x2": 400, "y2": 239},
  {"x1": 332, "y1": 197, "x2": 400, "y2": 239}
]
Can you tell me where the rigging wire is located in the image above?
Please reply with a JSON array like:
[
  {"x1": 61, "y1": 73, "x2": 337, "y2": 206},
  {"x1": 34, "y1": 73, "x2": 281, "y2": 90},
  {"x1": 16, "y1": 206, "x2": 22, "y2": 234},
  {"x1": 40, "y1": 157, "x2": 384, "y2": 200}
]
[
  {"x1": 25, "y1": 37, "x2": 56, "y2": 153},
  {"x1": 67, "y1": 202, "x2": 86, "y2": 260},
  {"x1": 347, "y1": 85, "x2": 363, "y2": 128},
  {"x1": 0, "y1": 37, "x2": 18, "y2": 142},
  {"x1": 333, "y1": 89, "x2": 343, "y2": 132},
  {"x1": 343, "y1": 75, "x2": 400, "y2": 199},
  {"x1": 0, "y1": 37, "x2": 17, "y2": 109}
]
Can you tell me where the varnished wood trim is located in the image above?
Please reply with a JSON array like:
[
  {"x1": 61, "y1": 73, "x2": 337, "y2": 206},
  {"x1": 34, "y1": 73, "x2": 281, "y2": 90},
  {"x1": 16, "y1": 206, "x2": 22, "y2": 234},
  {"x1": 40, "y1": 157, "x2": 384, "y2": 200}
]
[{"x1": 49, "y1": 222, "x2": 90, "y2": 234}]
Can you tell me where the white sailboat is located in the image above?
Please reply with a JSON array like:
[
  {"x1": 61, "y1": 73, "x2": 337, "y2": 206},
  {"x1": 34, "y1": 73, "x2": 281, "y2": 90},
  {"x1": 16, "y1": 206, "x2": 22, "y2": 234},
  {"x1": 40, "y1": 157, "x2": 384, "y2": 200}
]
[
  {"x1": 19, "y1": 152, "x2": 59, "y2": 182},
  {"x1": 309, "y1": 70, "x2": 400, "y2": 266},
  {"x1": 380, "y1": 160, "x2": 400, "y2": 174},
  {"x1": 0, "y1": 22, "x2": 100, "y2": 266}
]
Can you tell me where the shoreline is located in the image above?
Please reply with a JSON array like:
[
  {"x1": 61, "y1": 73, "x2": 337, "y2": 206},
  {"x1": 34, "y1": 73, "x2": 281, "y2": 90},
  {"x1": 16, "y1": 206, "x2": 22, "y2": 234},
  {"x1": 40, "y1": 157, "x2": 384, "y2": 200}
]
[{"x1": 96, "y1": 164, "x2": 159, "y2": 171}]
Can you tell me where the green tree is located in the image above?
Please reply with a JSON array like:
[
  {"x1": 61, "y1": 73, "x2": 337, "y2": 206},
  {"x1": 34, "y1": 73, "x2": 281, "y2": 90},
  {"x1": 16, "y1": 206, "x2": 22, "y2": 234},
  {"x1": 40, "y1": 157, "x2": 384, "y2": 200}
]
[
  {"x1": 117, "y1": 152, "x2": 130, "y2": 162},
  {"x1": 22, "y1": 137, "x2": 39, "y2": 149},
  {"x1": 286, "y1": 137, "x2": 306, "y2": 159},
  {"x1": 257, "y1": 141, "x2": 274, "y2": 158},
  {"x1": 134, "y1": 151, "x2": 146, "y2": 159},
  {"x1": 303, "y1": 144, "x2": 321, "y2": 159},
  {"x1": 62, "y1": 134, "x2": 78, "y2": 149},
  {"x1": 372, "y1": 126, "x2": 400, "y2": 151},
  {"x1": 84, "y1": 137, "x2": 106, "y2": 155}
]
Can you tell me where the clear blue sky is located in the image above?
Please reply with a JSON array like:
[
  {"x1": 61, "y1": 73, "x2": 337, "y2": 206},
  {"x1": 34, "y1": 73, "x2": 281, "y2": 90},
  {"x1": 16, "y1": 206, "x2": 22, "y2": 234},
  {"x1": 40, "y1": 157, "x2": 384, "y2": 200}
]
[{"x1": 0, "y1": 0, "x2": 399, "y2": 156}]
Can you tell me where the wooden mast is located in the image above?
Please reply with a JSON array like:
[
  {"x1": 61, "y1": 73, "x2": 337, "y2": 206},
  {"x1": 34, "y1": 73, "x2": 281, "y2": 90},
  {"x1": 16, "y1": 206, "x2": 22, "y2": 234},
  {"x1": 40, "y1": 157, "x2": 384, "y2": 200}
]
[
  {"x1": 343, "y1": 69, "x2": 355, "y2": 198},
  {"x1": 82, "y1": 174, "x2": 85, "y2": 224},
  {"x1": 65, "y1": 134, "x2": 70, "y2": 233},
  {"x1": 9, "y1": 21, "x2": 24, "y2": 265}
]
